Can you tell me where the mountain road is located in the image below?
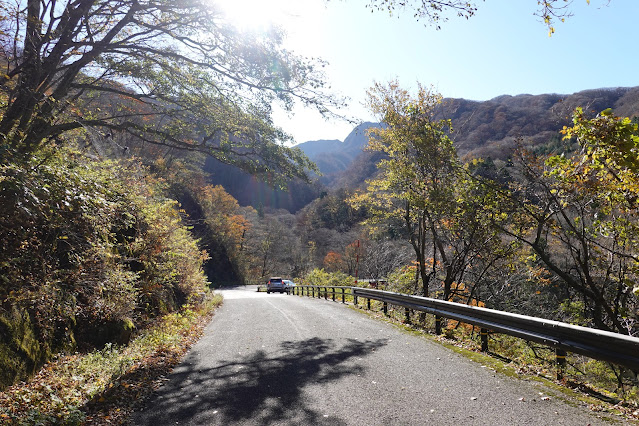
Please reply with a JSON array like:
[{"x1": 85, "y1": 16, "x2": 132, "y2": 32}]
[{"x1": 130, "y1": 286, "x2": 623, "y2": 425}]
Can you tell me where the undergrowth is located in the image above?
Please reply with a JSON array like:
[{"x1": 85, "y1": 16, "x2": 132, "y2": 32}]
[{"x1": 0, "y1": 292, "x2": 222, "y2": 425}]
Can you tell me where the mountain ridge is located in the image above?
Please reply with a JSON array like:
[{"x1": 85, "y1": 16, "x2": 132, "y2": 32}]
[
  {"x1": 202, "y1": 86, "x2": 639, "y2": 212},
  {"x1": 296, "y1": 86, "x2": 639, "y2": 185}
]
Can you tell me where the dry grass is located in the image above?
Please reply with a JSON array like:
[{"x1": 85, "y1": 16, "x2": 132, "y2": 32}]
[{"x1": 0, "y1": 293, "x2": 222, "y2": 425}]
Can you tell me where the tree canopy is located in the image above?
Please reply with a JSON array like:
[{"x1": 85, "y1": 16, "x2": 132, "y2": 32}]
[
  {"x1": 363, "y1": 0, "x2": 602, "y2": 34},
  {"x1": 353, "y1": 81, "x2": 461, "y2": 296},
  {"x1": 0, "y1": 0, "x2": 339, "y2": 181}
]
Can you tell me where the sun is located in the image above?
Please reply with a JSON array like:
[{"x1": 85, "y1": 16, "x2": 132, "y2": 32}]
[{"x1": 216, "y1": 0, "x2": 304, "y2": 32}]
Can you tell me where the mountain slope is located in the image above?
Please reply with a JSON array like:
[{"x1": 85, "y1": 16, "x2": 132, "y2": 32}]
[
  {"x1": 308, "y1": 87, "x2": 639, "y2": 189},
  {"x1": 295, "y1": 122, "x2": 381, "y2": 180},
  {"x1": 204, "y1": 86, "x2": 639, "y2": 210},
  {"x1": 441, "y1": 87, "x2": 639, "y2": 159}
]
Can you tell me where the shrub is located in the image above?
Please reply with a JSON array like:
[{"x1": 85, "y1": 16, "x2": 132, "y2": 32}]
[
  {"x1": 0, "y1": 149, "x2": 208, "y2": 388},
  {"x1": 303, "y1": 268, "x2": 354, "y2": 287}
]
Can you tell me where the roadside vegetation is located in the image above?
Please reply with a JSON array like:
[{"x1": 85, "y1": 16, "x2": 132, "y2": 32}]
[
  {"x1": 0, "y1": 294, "x2": 221, "y2": 424},
  {"x1": 0, "y1": 0, "x2": 333, "y2": 402}
]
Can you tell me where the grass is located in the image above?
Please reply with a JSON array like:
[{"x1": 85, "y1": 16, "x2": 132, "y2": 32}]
[{"x1": 0, "y1": 292, "x2": 222, "y2": 425}]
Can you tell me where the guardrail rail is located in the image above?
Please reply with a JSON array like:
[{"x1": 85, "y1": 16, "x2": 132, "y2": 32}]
[{"x1": 292, "y1": 285, "x2": 639, "y2": 374}]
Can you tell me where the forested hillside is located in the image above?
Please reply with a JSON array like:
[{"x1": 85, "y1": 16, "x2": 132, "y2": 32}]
[
  {"x1": 299, "y1": 87, "x2": 639, "y2": 190},
  {"x1": 201, "y1": 87, "x2": 639, "y2": 214},
  {"x1": 443, "y1": 86, "x2": 639, "y2": 159}
]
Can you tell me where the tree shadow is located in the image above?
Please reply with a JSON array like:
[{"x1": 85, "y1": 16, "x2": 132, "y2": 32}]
[{"x1": 131, "y1": 337, "x2": 388, "y2": 424}]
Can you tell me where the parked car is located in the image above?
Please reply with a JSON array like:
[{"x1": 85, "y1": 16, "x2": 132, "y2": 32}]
[
  {"x1": 283, "y1": 279, "x2": 296, "y2": 292},
  {"x1": 266, "y1": 277, "x2": 287, "y2": 294}
]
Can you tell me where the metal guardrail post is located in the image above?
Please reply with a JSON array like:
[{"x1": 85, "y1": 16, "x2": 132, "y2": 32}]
[
  {"x1": 435, "y1": 316, "x2": 442, "y2": 335},
  {"x1": 556, "y1": 348, "x2": 567, "y2": 380},
  {"x1": 367, "y1": 298, "x2": 371, "y2": 310},
  {"x1": 332, "y1": 289, "x2": 335, "y2": 302},
  {"x1": 383, "y1": 301, "x2": 388, "y2": 316},
  {"x1": 342, "y1": 288, "x2": 345, "y2": 304},
  {"x1": 481, "y1": 328, "x2": 489, "y2": 352},
  {"x1": 405, "y1": 307, "x2": 411, "y2": 324},
  {"x1": 324, "y1": 287, "x2": 328, "y2": 300},
  {"x1": 354, "y1": 294, "x2": 358, "y2": 307}
]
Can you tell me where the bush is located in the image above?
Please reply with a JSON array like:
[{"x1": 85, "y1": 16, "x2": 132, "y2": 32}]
[
  {"x1": 0, "y1": 149, "x2": 208, "y2": 388},
  {"x1": 303, "y1": 269, "x2": 354, "y2": 287}
]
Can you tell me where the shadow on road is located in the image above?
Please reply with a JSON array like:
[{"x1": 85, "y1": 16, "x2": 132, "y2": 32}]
[{"x1": 132, "y1": 337, "x2": 388, "y2": 424}]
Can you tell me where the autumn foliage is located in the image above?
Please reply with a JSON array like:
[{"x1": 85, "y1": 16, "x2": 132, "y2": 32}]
[{"x1": 0, "y1": 149, "x2": 209, "y2": 389}]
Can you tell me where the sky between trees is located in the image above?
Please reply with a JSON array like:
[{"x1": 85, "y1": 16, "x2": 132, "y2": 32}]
[{"x1": 229, "y1": 0, "x2": 639, "y2": 144}]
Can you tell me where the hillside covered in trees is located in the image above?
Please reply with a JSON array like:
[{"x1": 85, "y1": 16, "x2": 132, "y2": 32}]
[
  {"x1": 297, "y1": 86, "x2": 639, "y2": 192},
  {"x1": 201, "y1": 87, "x2": 639, "y2": 215},
  {"x1": 0, "y1": 0, "x2": 336, "y2": 395}
]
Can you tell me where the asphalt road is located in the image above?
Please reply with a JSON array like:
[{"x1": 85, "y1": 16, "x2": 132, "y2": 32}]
[{"x1": 131, "y1": 286, "x2": 624, "y2": 425}]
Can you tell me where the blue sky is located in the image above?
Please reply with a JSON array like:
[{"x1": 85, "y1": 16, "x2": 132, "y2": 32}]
[{"x1": 225, "y1": 0, "x2": 639, "y2": 144}]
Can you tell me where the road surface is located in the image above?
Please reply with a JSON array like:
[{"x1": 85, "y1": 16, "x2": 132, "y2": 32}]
[{"x1": 131, "y1": 286, "x2": 623, "y2": 425}]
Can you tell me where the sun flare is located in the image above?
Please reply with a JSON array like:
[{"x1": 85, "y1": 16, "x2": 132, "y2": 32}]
[{"x1": 216, "y1": 0, "x2": 304, "y2": 32}]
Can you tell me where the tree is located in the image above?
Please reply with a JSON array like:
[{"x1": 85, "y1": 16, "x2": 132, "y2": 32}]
[
  {"x1": 242, "y1": 208, "x2": 302, "y2": 279},
  {"x1": 323, "y1": 251, "x2": 345, "y2": 272},
  {"x1": 362, "y1": 0, "x2": 602, "y2": 34},
  {"x1": 492, "y1": 138, "x2": 639, "y2": 335},
  {"x1": 364, "y1": 0, "x2": 479, "y2": 29},
  {"x1": 562, "y1": 107, "x2": 639, "y2": 199},
  {"x1": 353, "y1": 81, "x2": 513, "y2": 303},
  {"x1": 197, "y1": 184, "x2": 250, "y2": 259},
  {"x1": 0, "y1": 0, "x2": 337, "y2": 182},
  {"x1": 352, "y1": 81, "x2": 460, "y2": 297},
  {"x1": 360, "y1": 238, "x2": 412, "y2": 281}
]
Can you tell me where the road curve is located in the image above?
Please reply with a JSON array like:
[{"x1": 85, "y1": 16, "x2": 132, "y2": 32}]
[{"x1": 131, "y1": 286, "x2": 622, "y2": 425}]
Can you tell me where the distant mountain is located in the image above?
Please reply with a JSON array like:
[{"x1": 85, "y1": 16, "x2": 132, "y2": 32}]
[
  {"x1": 295, "y1": 122, "x2": 381, "y2": 181},
  {"x1": 303, "y1": 87, "x2": 639, "y2": 190},
  {"x1": 295, "y1": 139, "x2": 342, "y2": 157},
  {"x1": 440, "y1": 87, "x2": 639, "y2": 159},
  {"x1": 204, "y1": 86, "x2": 639, "y2": 211}
]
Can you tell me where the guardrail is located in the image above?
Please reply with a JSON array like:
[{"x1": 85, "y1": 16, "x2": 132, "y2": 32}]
[
  {"x1": 292, "y1": 285, "x2": 639, "y2": 373},
  {"x1": 293, "y1": 285, "x2": 353, "y2": 303}
]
